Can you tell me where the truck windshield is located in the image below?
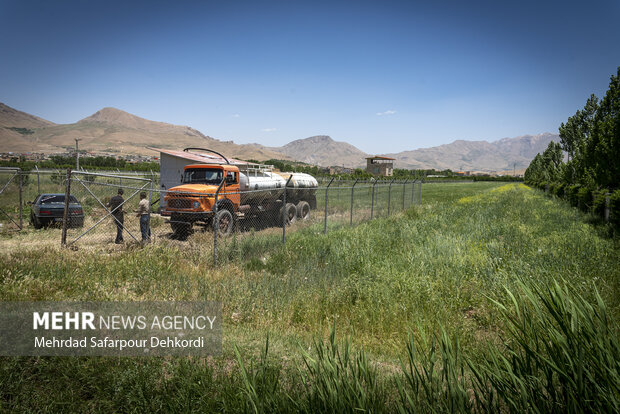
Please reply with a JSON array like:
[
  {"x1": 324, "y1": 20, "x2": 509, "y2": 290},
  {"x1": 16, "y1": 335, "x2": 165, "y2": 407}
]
[{"x1": 183, "y1": 168, "x2": 223, "y2": 184}]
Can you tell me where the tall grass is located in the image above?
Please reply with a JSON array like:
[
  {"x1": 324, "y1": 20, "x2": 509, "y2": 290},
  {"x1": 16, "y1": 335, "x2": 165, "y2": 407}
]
[
  {"x1": 0, "y1": 183, "x2": 618, "y2": 411},
  {"x1": 468, "y1": 280, "x2": 620, "y2": 413},
  {"x1": 234, "y1": 279, "x2": 619, "y2": 412}
]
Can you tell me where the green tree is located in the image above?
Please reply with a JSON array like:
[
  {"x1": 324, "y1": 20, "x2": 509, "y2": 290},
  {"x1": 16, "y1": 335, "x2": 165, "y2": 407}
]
[
  {"x1": 524, "y1": 153, "x2": 543, "y2": 184},
  {"x1": 541, "y1": 141, "x2": 563, "y2": 181},
  {"x1": 588, "y1": 67, "x2": 619, "y2": 189}
]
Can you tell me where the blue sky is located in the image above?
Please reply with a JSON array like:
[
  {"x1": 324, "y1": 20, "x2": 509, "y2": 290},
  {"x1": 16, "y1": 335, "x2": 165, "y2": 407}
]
[{"x1": 1, "y1": 0, "x2": 618, "y2": 154}]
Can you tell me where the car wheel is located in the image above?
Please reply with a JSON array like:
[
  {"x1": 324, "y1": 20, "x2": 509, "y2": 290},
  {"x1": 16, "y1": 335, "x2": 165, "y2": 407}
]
[
  {"x1": 70, "y1": 217, "x2": 84, "y2": 228},
  {"x1": 32, "y1": 213, "x2": 42, "y2": 229}
]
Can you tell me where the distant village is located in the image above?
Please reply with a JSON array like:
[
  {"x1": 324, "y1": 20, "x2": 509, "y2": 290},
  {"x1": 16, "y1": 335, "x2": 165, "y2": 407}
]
[{"x1": 0, "y1": 150, "x2": 158, "y2": 164}]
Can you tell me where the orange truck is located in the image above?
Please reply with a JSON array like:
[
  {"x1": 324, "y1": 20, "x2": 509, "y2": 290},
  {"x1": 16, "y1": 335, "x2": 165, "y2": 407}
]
[{"x1": 163, "y1": 159, "x2": 318, "y2": 237}]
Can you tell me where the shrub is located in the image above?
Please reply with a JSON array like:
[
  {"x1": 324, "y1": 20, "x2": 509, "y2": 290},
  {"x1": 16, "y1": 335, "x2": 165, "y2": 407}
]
[
  {"x1": 566, "y1": 184, "x2": 581, "y2": 206},
  {"x1": 592, "y1": 189, "x2": 610, "y2": 217},
  {"x1": 577, "y1": 186, "x2": 594, "y2": 211},
  {"x1": 610, "y1": 189, "x2": 620, "y2": 227}
]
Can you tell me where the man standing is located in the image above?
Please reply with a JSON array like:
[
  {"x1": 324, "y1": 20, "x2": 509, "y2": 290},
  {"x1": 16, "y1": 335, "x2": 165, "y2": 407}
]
[
  {"x1": 108, "y1": 188, "x2": 124, "y2": 244},
  {"x1": 136, "y1": 191, "x2": 151, "y2": 243}
]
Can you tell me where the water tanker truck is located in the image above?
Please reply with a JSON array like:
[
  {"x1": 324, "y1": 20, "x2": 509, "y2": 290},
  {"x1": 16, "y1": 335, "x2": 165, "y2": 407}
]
[{"x1": 163, "y1": 151, "x2": 318, "y2": 237}]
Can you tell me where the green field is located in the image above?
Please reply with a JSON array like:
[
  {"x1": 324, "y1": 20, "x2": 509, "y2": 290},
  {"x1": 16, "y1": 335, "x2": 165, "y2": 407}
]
[{"x1": 1, "y1": 182, "x2": 618, "y2": 412}]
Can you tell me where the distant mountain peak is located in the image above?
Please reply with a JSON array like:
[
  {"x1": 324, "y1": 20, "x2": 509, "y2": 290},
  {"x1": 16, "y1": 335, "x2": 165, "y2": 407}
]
[
  {"x1": 285, "y1": 135, "x2": 334, "y2": 146},
  {"x1": 79, "y1": 107, "x2": 155, "y2": 126},
  {"x1": 273, "y1": 135, "x2": 368, "y2": 167}
]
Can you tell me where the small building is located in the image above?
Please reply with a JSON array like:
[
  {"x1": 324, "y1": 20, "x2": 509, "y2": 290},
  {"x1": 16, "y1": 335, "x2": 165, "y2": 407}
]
[
  {"x1": 329, "y1": 166, "x2": 354, "y2": 175},
  {"x1": 366, "y1": 156, "x2": 395, "y2": 176}
]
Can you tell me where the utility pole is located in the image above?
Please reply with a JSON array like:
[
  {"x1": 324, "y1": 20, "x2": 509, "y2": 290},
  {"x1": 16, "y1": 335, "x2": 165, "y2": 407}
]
[
  {"x1": 513, "y1": 162, "x2": 516, "y2": 177},
  {"x1": 75, "y1": 138, "x2": 81, "y2": 170}
]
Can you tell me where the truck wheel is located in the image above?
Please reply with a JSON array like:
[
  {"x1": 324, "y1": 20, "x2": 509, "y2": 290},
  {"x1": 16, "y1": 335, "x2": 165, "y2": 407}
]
[
  {"x1": 171, "y1": 214, "x2": 192, "y2": 240},
  {"x1": 214, "y1": 209, "x2": 234, "y2": 236},
  {"x1": 308, "y1": 195, "x2": 317, "y2": 209},
  {"x1": 280, "y1": 203, "x2": 297, "y2": 226},
  {"x1": 296, "y1": 201, "x2": 311, "y2": 220}
]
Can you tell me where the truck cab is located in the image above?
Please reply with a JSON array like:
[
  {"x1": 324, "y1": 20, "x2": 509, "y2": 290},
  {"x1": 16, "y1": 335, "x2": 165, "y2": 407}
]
[{"x1": 163, "y1": 164, "x2": 240, "y2": 236}]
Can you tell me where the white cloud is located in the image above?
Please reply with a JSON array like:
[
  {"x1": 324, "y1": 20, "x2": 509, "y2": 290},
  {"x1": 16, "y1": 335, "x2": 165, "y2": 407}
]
[
  {"x1": 376, "y1": 110, "x2": 396, "y2": 116},
  {"x1": 261, "y1": 128, "x2": 277, "y2": 132},
  {"x1": 232, "y1": 113, "x2": 240, "y2": 118}
]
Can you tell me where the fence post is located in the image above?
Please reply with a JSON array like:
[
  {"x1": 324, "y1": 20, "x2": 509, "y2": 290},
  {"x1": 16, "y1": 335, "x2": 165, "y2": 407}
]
[
  {"x1": 370, "y1": 180, "x2": 377, "y2": 219},
  {"x1": 282, "y1": 175, "x2": 293, "y2": 245},
  {"x1": 61, "y1": 168, "x2": 72, "y2": 246},
  {"x1": 402, "y1": 179, "x2": 408, "y2": 210},
  {"x1": 605, "y1": 193, "x2": 611, "y2": 222},
  {"x1": 35, "y1": 165, "x2": 41, "y2": 195},
  {"x1": 350, "y1": 178, "x2": 359, "y2": 226},
  {"x1": 148, "y1": 178, "x2": 153, "y2": 240},
  {"x1": 418, "y1": 180, "x2": 422, "y2": 204},
  {"x1": 412, "y1": 180, "x2": 416, "y2": 204},
  {"x1": 18, "y1": 171, "x2": 23, "y2": 229},
  {"x1": 387, "y1": 179, "x2": 395, "y2": 215},
  {"x1": 213, "y1": 178, "x2": 225, "y2": 267},
  {"x1": 324, "y1": 177, "x2": 335, "y2": 235}
]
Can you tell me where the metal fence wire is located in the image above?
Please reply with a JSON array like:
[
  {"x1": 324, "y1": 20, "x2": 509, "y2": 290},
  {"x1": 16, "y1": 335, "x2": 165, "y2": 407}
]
[
  {"x1": 0, "y1": 167, "x2": 23, "y2": 232},
  {"x1": 0, "y1": 169, "x2": 422, "y2": 264},
  {"x1": 210, "y1": 179, "x2": 422, "y2": 266},
  {"x1": 62, "y1": 170, "x2": 155, "y2": 247}
]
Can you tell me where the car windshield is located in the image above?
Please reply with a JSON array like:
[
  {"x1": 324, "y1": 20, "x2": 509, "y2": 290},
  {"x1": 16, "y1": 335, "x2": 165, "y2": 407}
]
[
  {"x1": 39, "y1": 195, "x2": 78, "y2": 204},
  {"x1": 183, "y1": 168, "x2": 223, "y2": 184}
]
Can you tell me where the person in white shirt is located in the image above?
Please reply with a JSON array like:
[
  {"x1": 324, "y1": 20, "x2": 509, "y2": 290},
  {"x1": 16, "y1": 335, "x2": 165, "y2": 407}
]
[{"x1": 136, "y1": 192, "x2": 151, "y2": 242}]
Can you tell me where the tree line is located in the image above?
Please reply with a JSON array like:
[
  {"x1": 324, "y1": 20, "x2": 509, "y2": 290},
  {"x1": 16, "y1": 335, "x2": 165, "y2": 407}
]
[
  {"x1": 0, "y1": 155, "x2": 159, "y2": 172},
  {"x1": 524, "y1": 67, "x2": 619, "y2": 226}
]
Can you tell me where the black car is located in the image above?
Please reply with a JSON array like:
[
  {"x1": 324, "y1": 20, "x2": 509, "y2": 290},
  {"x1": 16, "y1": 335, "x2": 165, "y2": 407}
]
[{"x1": 29, "y1": 193, "x2": 84, "y2": 229}]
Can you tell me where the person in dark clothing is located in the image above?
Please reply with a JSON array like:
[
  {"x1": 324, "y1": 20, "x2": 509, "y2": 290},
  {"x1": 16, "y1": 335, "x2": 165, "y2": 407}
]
[{"x1": 108, "y1": 188, "x2": 125, "y2": 244}]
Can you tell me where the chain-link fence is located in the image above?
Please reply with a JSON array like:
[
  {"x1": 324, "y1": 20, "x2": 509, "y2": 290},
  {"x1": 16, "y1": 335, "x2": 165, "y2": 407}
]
[
  {"x1": 0, "y1": 167, "x2": 24, "y2": 232},
  {"x1": 62, "y1": 170, "x2": 155, "y2": 248},
  {"x1": 0, "y1": 169, "x2": 422, "y2": 264},
  {"x1": 209, "y1": 178, "x2": 422, "y2": 265}
]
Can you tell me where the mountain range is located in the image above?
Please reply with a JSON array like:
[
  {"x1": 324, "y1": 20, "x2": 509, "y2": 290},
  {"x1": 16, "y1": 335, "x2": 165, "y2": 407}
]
[{"x1": 0, "y1": 103, "x2": 559, "y2": 172}]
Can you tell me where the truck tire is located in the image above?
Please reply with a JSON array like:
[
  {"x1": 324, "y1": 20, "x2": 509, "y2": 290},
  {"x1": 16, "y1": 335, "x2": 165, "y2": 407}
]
[
  {"x1": 280, "y1": 203, "x2": 297, "y2": 226},
  {"x1": 296, "y1": 201, "x2": 310, "y2": 220},
  {"x1": 214, "y1": 209, "x2": 234, "y2": 236},
  {"x1": 171, "y1": 213, "x2": 192, "y2": 240},
  {"x1": 308, "y1": 195, "x2": 317, "y2": 209}
]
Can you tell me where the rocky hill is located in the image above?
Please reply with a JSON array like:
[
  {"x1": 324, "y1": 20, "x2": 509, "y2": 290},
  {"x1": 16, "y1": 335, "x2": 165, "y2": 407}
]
[
  {"x1": 0, "y1": 102, "x2": 558, "y2": 172},
  {"x1": 0, "y1": 104, "x2": 286, "y2": 160},
  {"x1": 267, "y1": 135, "x2": 368, "y2": 167},
  {"x1": 383, "y1": 133, "x2": 558, "y2": 172},
  {"x1": 267, "y1": 133, "x2": 558, "y2": 172},
  {"x1": 0, "y1": 103, "x2": 57, "y2": 153}
]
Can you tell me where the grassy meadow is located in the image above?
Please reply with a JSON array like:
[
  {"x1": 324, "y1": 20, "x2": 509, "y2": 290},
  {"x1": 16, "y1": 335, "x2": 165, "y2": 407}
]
[{"x1": 0, "y1": 182, "x2": 619, "y2": 412}]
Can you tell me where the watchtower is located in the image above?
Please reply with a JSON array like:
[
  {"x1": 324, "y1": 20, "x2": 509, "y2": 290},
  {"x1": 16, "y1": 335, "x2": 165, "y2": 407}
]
[{"x1": 366, "y1": 156, "x2": 395, "y2": 176}]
